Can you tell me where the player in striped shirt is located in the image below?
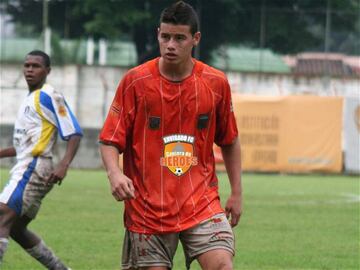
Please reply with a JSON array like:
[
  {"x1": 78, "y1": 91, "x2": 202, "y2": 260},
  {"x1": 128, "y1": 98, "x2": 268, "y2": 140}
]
[
  {"x1": 100, "y1": 1, "x2": 242, "y2": 269},
  {"x1": 0, "y1": 50, "x2": 82, "y2": 269}
]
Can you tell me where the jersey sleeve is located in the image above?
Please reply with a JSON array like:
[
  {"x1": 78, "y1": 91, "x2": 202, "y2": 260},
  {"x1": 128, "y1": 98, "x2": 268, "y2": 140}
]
[
  {"x1": 99, "y1": 73, "x2": 136, "y2": 153},
  {"x1": 38, "y1": 90, "x2": 83, "y2": 140},
  {"x1": 214, "y1": 78, "x2": 238, "y2": 146}
]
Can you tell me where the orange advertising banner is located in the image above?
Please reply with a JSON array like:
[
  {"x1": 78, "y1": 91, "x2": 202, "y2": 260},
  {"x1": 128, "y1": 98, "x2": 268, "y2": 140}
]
[{"x1": 216, "y1": 95, "x2": 343, "y2": 173}]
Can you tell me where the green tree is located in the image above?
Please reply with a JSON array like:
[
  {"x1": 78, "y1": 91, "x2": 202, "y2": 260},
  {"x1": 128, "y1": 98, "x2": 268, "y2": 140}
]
[{"x1": 3, "y1": 0, "x2": 359, "y2": 64}]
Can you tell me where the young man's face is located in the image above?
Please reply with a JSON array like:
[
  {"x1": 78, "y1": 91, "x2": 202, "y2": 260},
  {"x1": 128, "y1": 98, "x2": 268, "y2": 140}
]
[
  {"x1": 158, "y1": 23, "x2": 200, "y2": 65},
  {"x1": 23, "y1": 55, "x2": 50, "y2": 91}
]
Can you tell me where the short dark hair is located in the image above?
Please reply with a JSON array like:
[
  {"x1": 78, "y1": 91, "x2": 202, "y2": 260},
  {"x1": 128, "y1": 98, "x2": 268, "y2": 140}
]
[
  {"x1": 27, "y1": 50, "x2": 51, "y2": 67},
  {"x1": 160, "y1": 1, "x2": 199, "y2": 35}
]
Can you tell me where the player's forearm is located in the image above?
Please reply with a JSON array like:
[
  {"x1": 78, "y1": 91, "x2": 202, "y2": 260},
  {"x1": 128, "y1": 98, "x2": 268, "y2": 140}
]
[
  {"x1": 99, "y1": 143, "x2": 122, "y2": 178},
  {"x1": 0, "y1": 147, "x2": 16, "y2": 158},
  {"x1": 59, "y1": 135, "x2": 81, "y2": 168},
  {"x1": 221, "y1": 138, "x2": 242, "y2": 196}
]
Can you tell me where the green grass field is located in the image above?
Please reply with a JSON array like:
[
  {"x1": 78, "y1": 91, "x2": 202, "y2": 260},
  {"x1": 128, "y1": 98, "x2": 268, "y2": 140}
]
[{"x1": 0, "y1": 169, "x2": 359, "y2": 270}]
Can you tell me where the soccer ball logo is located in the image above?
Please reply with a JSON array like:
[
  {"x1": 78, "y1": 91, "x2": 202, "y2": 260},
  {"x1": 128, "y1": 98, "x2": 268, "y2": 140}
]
[{"x1": 174, "y1": 167, "x2": 183, "y2": 176}]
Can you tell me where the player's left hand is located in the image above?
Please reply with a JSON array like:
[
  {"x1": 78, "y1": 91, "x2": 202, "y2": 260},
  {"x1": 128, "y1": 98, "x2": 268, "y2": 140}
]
[
  {"x1": 225, "y1": 193, "x2": 243, "y2": 227},
  {"x1": 46, "y1": 162, "x2": 68, "y2": 186}
]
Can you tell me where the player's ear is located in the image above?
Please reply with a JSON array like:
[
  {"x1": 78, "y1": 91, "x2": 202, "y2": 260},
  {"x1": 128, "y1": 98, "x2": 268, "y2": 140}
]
[
  {"x1": 193, "y1": 31, "x2": 201, "y2": 47},
  {"x1": 47, "y1": 67, "x2": 51, "y2": 75},
  {"x1": 157, "y1": 27, "x2": 161, "y2": 41}
]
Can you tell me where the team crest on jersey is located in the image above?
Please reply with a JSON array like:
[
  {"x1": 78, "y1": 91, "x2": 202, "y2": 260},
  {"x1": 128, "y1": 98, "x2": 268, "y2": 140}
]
[
  {"x1": 58, "y1": 105, "x2": 67, "y2": 117},
  {"x1": 160, "y1": 134, "x2": 198, "y2": 177},
  {"x1": 54, "y1": 94, "x2": 67, "y2": 117}
]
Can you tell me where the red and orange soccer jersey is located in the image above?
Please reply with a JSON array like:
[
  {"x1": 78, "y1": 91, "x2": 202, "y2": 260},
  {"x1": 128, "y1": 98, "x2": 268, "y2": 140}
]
[{"x1": 99, "y1": 58, "x2": 238, "y2": 233}]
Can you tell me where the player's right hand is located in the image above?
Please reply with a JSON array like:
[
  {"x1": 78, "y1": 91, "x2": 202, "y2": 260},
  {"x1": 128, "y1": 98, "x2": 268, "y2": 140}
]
[{"x1": 109, "y1": 173, "x2": 135, "y2": 201}]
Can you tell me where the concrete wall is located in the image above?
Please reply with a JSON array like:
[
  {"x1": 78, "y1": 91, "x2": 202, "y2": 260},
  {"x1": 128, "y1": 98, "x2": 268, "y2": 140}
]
[
  {"x1": 1, "y1": 63, "x2": 359, "y2": 169},
  {"x1": 0, "y1": 124, "x2": 103, "y2": 169},
  {"x1": 0, "y1": 125, "x2": 15, "y2": 167},
  {"x1": 0, "y1": 64, "x2": 127, "y2": 128},
  {"x1": 226, "y1": 71, "x2": 359, "y2": 97},
  {"x1": 1, "y1": 63, "x2": 359, "y2": 127}
]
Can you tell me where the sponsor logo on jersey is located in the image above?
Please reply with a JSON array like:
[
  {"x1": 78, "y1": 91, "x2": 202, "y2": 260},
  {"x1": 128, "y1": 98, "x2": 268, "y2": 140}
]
[
  {"x1": 58, "y1": 105, "x2": 67, "y2": 117},
  {"x1": 15, "y1": 128, "x2": 27, "y2": 135},
  {"x1": 160, "y1": 134, "x2": 198, "y2": 177}
]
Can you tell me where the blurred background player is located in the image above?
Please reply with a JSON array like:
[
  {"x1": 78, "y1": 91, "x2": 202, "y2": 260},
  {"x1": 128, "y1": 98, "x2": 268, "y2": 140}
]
[
  {"x1": 100, "y1": 1, "x2": 242, "y2": 269},
  {"x1": 0, "y1": 50, "x2": 82, "y2": 269}
]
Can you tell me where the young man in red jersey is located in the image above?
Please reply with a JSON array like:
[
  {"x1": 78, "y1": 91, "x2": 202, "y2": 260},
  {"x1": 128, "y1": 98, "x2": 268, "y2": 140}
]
[{"x1": 99, "y1": 1, "x2": 242, "y2": 269}]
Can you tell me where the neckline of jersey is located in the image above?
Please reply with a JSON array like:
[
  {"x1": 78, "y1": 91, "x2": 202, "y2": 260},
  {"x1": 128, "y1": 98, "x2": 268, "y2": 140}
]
[{"x1": 151, "y1": 57, "x2": 203, "y2": 85}]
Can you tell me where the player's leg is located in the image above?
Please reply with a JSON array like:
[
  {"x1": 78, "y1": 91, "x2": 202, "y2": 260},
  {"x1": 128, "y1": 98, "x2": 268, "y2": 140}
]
[
  {"x1": 180, "y1": 213, "x2": 235, "y2": 270},
  {"x1": 9, "y1": 215, "x2": 40, "y2": 248},
  {"x1": 0, "y1": 203, "x2": 18, "y2": 262},
  {"x1": 0, "y1": 159, "x2": 36, "y2": 263},
  {"x1": 197, "y1": 249, "x2": 233, "y2": 270},
  {"x1": 1, "y1": 157, "x2": 69, "y2": 269},
  {"x1": 13, "y1": 157, "x2": 69, "y2": 269},
  {"x1": 10, "y1": 215, "x2": 69, "y2": 270},
  {"x1": 121, "y1": 230, "x2": 179, "y2": 270}
]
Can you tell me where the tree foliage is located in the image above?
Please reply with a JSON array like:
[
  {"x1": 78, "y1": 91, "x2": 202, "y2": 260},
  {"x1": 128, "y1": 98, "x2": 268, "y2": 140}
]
[{"x1": 2, "y1": 0, "x2": 359, "y2": 64}]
